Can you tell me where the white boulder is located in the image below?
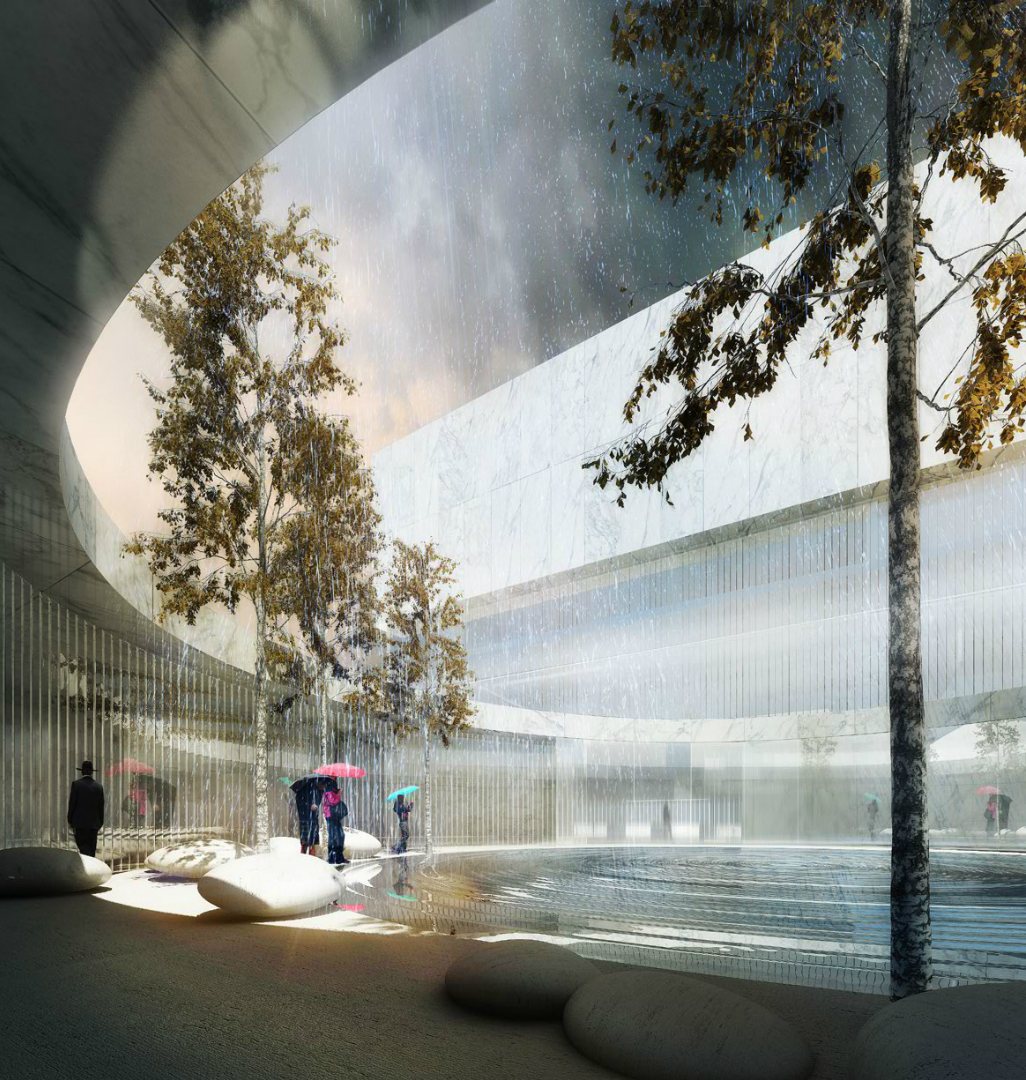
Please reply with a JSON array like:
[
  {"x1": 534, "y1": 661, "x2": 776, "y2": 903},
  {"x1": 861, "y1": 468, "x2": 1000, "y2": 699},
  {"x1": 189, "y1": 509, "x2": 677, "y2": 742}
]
[
  {"x1": 267, "y1": 836, "x2": 301, "y2": 855},
  {"x1": 343, "y1": 829, "x2": 382, "y2": 860},
  {"x1": 0, "y1": 846, "x2": 112, "y2": 897},
  {"x1": 146, "y1": 839, "x2": 254, "y2": 879},
  {"x1": 197, "y1": 853, "x2": 341, "y2": 917}
]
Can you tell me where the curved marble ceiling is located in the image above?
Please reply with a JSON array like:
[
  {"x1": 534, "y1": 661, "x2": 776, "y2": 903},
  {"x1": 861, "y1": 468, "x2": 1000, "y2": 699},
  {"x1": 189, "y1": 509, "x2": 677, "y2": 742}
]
[{"x1": 0, "y1": 0, "x2": 489, "y2": 649}]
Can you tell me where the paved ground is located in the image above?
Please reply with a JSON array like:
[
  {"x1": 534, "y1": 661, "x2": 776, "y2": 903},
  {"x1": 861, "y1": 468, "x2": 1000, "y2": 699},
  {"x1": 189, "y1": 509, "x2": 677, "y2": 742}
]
[{"x1": 1, "y1": 872, "x2": 886, "y2": 1080}]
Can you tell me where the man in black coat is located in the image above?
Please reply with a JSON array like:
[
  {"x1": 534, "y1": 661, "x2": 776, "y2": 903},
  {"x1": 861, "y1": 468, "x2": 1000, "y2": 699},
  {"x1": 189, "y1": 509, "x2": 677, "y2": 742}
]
[{"x1": 68, "y1": 760, "x2": 105, "y2": 858}]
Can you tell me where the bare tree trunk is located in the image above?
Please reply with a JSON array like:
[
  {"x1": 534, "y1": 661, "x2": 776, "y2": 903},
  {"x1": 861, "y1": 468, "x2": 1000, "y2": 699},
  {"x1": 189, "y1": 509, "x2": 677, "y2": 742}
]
[
  {"x1": 253, "y1": 418, "x2": 271, "y2": 850},
  {"x1": 423, "y1": 717, "x2": 433, "y2": 858},
  {"x1": 253, "y1": 592, "x2": 270, "y2": 851},
  {"x1": 885, "y1": 0, "x2": 931, "y2": 1000},
  {"x1": 318, "y1": 660, "x2": 330, "y2": 768}
]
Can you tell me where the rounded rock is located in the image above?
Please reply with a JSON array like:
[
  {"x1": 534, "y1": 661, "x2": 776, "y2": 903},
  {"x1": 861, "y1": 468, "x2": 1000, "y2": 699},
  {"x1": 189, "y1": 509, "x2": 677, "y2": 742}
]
[
  {"x1": 197, "y1": 853, "x2": 341, "y2": 917},
  {"x1": 146, "y1": 839, "x2": 254, "y2": 879},
  {"x1": 343, "y1": 829, "x2": 382, "y2": 860},
  {"x1": 446, "y1": 940, "x2": 599, "y2": 1019},
  {"x1": 849, "y1": 982, "x2": 1026, "y2": 1080},
  {"x1": 0, "y1": 846, "x2": 112, "y2": 897},
  {"x1": 267, "y1": 836, "x2": 301, "y2": 855},
  {"x1": 563, "y1": 970, "x2": 814, "y2": 1080}
]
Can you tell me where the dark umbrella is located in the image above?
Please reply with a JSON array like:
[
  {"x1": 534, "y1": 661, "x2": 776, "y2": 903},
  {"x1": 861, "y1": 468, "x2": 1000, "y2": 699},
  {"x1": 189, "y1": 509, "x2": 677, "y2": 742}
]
[
  {"x1": 136, "y1": 774, "x2": 174, "y2": 796},
  {"x1": 290, "y1": 774, "x2": 337, "y2": 799}
]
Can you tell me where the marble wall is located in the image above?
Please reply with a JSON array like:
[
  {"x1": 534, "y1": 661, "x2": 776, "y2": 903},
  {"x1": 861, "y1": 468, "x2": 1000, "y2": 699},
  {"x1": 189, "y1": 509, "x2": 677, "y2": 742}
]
[
  {"x1": 369, "y1": 140, "x2": 1026, "y2": 757},
  {"x1": 373, "y1": 138, "x2": 1026, "y2": 601}
]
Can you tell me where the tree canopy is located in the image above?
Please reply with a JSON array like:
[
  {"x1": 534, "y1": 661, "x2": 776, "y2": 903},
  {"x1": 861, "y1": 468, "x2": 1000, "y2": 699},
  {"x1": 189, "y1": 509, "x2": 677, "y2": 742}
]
[
  {"x1": 380, "y1": 539, "x2": 475, "y2": 747},
  {"x1": 126, "y1": 161, "x2": 354, "y2": 634},
  {"x1": 591, "y1": 0, "x2": 1026, "y2": 503}
]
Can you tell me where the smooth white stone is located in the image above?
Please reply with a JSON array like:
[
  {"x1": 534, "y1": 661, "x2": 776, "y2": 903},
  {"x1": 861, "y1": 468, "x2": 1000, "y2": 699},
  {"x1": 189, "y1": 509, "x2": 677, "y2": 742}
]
[
  {"x1": 343, "y1": 829, "x2": 382, "y2": 860},
  {"x1": 0, "y1": 846, "x2": 112, "y2": 897},
  {"x1": 146, "y1": 840, "x2": 254, "y2": 879},
  {"x1": 197, "y1": 853, "x2": 341, "y2": 917},
  {"x1": 267, "y1": 836, "x2": 301, "y2": 855}
]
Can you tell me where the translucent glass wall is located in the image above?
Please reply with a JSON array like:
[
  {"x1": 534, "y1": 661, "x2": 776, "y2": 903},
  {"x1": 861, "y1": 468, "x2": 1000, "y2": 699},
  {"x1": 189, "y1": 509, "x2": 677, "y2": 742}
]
[
  {"x1": 0, "y1": 560, "x2": 553, "y2": 861},
  {"x1": 3, "y1": 456, "x2": 1025, "y2": 864},
  {"x1": 467, "y1": 456, "x2": 1026, "y2": 847},
  {"x1": 469, "y1": 459, "x2": 1026, "y2": 720}
]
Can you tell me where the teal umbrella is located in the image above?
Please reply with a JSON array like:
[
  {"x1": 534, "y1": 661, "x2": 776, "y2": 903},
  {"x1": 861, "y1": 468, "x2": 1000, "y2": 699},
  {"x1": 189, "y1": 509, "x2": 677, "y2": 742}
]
[
  {"x1": 278, "y1": 776, "x2": 293, "y2": 785},
  {"x1": 386, "y1": 785, "x2": 419, "y2": 801},
  {"x1": 863, "y1": 793, "x2": 881, "y2": 802}
]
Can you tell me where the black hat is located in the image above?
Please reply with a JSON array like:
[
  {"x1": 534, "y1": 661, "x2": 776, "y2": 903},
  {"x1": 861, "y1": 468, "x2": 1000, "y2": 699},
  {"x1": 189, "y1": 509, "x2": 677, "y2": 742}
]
[{"x1": 76, "y1": 760, "x2": 94, "y2": 774}]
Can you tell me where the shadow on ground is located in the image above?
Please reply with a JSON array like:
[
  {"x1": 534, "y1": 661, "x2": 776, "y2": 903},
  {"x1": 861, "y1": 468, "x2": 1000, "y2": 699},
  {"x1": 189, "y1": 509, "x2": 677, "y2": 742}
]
[{"x1": 1, "y1": 884, "x2": 884, "y2": 1080}]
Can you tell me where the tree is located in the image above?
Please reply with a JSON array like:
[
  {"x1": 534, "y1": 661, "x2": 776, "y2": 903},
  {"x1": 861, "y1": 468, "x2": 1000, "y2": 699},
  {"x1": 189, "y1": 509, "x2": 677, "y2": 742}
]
[
  {"x1": 125, "y1": 162, "x2": 353, "y2": 847},
  {"x1": 380, "y1": 540, "x2": 475, "y2": 856},
  {"x1": 974, "y1": 719, "x2": 1026, "y2": 778},
  {"x1": 276, "y1": 412, "x2": 382, "y2": 767},
  {"x1": 592, "y1": 1, "x2": 1026, "y2": 998}
]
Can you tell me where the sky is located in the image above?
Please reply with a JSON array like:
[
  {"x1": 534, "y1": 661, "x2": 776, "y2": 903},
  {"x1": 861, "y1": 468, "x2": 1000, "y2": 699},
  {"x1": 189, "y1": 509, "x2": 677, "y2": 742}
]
[{"x1": 68, "y1": 0, "x2": 877, "y2": 534}]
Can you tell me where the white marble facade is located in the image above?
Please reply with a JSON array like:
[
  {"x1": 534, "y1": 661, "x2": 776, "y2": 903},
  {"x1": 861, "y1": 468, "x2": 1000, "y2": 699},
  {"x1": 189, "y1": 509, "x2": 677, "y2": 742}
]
[{"x1": 373, "y1": 138, "x2": 1026, "y2": 602}]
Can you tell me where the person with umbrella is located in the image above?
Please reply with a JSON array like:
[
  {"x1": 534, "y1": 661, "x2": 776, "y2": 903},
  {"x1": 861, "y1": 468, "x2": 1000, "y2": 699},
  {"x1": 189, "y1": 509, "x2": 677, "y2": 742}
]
[
  {"x1": 998, "y1": 792, "x2": 1013, "y2": 832},
  {"x1": 392, "y1": 789, "x2": 416, "y2": 854},
  {"x1": 291, "y1": 773, "x2": 335, "y2": 856},
  {"x1": 106, "y1": 758, "x2": 154, "y2": 828},
  {"x1": 311, "y1": 764, "x2": 365, "y2": 865},
  {"x1": 321, "y1": 784, "x2": 349, "y2": 867},
  {"x1": 977, "y1": 786, "x2": 1003, "y2": 836}
]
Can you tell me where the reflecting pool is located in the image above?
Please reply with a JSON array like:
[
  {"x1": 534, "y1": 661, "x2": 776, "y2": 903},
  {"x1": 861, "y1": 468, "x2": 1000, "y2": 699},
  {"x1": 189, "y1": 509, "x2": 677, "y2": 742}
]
[{"x1": 347, "y1": 846, "x2": 1026, "y2": 994}]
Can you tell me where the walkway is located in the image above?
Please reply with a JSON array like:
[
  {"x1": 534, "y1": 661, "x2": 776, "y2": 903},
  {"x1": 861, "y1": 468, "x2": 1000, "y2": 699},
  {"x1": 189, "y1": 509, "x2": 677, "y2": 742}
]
[{"x1": 1, "y1": 870, "x2": 884, "y2": 1080}]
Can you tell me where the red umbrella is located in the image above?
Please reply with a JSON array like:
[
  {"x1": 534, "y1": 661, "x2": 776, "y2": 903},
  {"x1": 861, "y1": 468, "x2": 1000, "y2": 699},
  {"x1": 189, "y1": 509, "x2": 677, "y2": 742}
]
[
  {"x1": 106, "y1": 757, "x2": 155, "y2": 777},
  {"x1": 976, "y1": 785, "x2": 1002, "y2": 796},
  {"x1": 315, "y1": 763, "x2": 366, "y2": 779}
]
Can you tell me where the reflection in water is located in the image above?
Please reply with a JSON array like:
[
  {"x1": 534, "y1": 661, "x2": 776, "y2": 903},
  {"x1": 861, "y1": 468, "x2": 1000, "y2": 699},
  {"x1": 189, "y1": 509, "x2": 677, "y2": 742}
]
[
  {"x1": 351, "y1": 847, "x2": 1026, "y2": 992},
  {"x1": 387, "y1": 856, "x2": 418, "y2": 902}
]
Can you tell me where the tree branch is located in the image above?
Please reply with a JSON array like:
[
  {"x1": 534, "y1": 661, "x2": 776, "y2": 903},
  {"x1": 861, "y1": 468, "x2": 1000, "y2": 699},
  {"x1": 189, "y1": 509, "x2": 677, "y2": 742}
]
[{"x1": 918, "y1": 210, "x2": 1026, "y2": 332}]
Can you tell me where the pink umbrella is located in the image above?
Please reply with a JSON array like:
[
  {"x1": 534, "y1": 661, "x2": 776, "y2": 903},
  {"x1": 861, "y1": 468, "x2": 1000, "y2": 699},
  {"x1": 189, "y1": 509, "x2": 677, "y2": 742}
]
[
  {"x1": 976, "y1": 785, "x2": 1002, "y2": 796},
  {"x1": 106, "y1": 757, "x2": 155, "y2": 777},
  {"x1": 314, "y1": 763, "x2": 366, "y2": 779}
]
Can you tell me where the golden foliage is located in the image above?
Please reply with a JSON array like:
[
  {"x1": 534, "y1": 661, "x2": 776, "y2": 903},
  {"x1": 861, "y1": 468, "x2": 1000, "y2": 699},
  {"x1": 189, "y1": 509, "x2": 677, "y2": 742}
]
[{"x1": 593, "y1": 1, "x2": 1026, "y2": 500}]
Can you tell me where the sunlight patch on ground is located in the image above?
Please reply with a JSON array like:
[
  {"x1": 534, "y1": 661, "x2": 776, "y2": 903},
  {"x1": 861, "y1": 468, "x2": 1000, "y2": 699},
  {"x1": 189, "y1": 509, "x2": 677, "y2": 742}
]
[{"x1": 96, "y1": 867, "x2": 422, "y2": 936}]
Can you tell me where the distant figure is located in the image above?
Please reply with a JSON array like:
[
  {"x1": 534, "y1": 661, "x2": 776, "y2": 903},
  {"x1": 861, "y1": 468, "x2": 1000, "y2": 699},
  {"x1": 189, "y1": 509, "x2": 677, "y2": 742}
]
[
  {"x1": 394, "y1": 793, "x2": 413, "y2": 854},
  {"x1": 147, "y1": 777, "x2": 176, "y2": 829},
  {"x1": 998, "y1": 793, "x2": 1012, "y2": 832},
  {"x1": 124, "y1": 780, "x2": 148, "y2": 827},
  {"x1": 985, "y1": 796, "x2": 998, "y2": 836},
  {"x1": 662, "y1": 802, "x2": 673, "y2": 841},
  {"x1": 322, "y1": 785, "x2": 349, "y2": 867},
  {"x1": 867, "y1": 800, "x2": 879, "y2": 841},
  {"x1": 67, "y1": 760, "x2": 104, "y2": 858}
]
